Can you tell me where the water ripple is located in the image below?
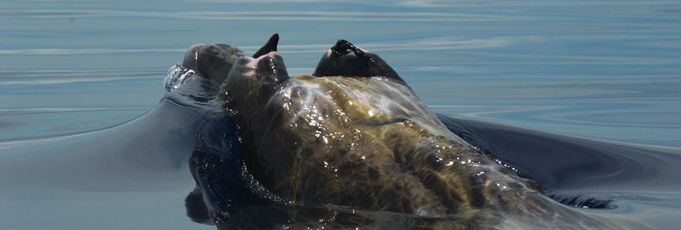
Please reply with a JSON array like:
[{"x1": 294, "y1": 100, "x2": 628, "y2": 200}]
[
  {"x1": 0, "y1": 9, "x2": 509, "y2": 21},
  {"x1": 0, "y1": 70, "x2": 162, "y2": 85},
  {"x1": 0, "y1": 38, "x2": 511, "y2": 56},
  {"x1": 0, "y1": 48, "x2": 186, "y2": 55}
]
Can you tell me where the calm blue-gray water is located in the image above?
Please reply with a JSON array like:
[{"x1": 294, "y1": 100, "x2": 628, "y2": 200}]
[{"x1": 1, "y1": 0, "x2": 680, "y2": 229}]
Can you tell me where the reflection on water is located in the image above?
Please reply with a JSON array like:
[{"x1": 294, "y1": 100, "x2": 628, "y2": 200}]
[{"x1": 1, "y1": 0, "x2": 680, "y2": 229}]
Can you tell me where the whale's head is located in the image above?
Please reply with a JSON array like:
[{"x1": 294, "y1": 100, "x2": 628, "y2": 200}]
[
  {"x1": 221, "y1": 36, "x2": 426, "y2": 128},
  {"x1": 220, "y1": 37, "x2": 408, "y2": 114},
  {"x1": 220, "y1": 34, "x2": 289, "y2": 116}
]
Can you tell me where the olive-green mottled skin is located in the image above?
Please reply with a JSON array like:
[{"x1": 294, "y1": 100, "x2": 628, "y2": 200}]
[
  {"x1": 231, "y1": 75, "x2": 502, "y2": 214},
  {"x1": 218, "y1": 44, "x2": 647, "y2": 228}
]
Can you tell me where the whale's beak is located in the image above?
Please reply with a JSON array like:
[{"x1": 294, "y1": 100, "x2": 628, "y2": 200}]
[
  {"x1": 253, "y1": 33, "x2": 279, "y2": 58},
  {"x1": 252, "y1": 34, "x2": 289, "y2": 86},
  {"x1": 223, "y1": 34, "x2": 289, "y2": 109}
]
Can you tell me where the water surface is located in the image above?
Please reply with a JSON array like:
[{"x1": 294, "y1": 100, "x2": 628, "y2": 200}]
[{"x1": 1, "y1": 0, "x2": 680, "y2": 229}]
